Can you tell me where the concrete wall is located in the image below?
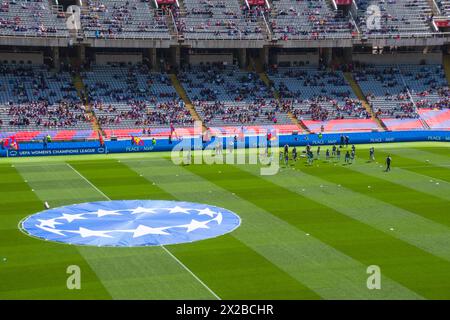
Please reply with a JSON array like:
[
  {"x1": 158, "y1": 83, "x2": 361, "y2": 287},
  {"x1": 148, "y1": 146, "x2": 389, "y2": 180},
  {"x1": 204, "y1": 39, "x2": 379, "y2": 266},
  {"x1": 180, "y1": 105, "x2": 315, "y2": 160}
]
[
  {"x1": 353, "y1": 52, "x2": 443, "y2": 65},
  {"x1": 188, "y1": 53, "x2": 234, "y2": 65},
  {"x1": 275, "y1": 52, "x2": 319, "y2": 66},
  {"x1": 95, "y1": 53, "x2": 143, "y2": 65},
  {"x1": 0, "y1": 51, "x2": 44, "y2": 65}
]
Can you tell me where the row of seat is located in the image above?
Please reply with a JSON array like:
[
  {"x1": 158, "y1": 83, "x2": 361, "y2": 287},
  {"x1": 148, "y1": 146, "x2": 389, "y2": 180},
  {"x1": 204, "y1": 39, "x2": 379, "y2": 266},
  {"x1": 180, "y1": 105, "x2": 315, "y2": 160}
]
[
  {"x1": 269, "y1": 66, "x2": 370, "y2": 122},
  {"x1": 1, "y1": 63, "x2": 449, "y2": 135},
  {"x1": 178, "y1": 64, "x2": 290, "y2": 126},
  {"x1": 0, "y1": 0, "x2": 68, "y2": 37},
  {"x1": 0, "y1": 0, "x2": 439, "y2": 39},
  {"x1": 0, "y1": 64, "x2": 91, "y2": 132},
  {"x1": 356, "y1": 0, "x2": 433, "y2": 37},
  {"x1": 353, "y1": 64, "x2": 449, "y2": 120},
  {"x1": 81, "y1": 64, "x2": 193, "y2": 129}
]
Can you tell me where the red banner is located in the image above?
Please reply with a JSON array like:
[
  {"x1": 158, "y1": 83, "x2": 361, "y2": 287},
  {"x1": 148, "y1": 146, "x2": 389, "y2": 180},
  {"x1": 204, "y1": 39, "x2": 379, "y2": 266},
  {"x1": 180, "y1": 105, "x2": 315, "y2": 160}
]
[
  {"x1": 335, "y1": 0, "x2": 353, "y2": 5},
  {"x1": 248, "y1": 0, "x2": 266, "y2": 6},
  {"x1": 435, "y1": 19, "x2": 450, "y2": 28},
  {"x1": 156, "y1": 0, "x2": 176, "y2": 5}
]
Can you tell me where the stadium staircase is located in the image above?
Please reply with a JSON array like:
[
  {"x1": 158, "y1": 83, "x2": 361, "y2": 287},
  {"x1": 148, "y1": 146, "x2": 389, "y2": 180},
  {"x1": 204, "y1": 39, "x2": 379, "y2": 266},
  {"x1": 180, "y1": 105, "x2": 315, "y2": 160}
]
[
  {"x1": 251, "y1": 56, "x2": 310, "y2": 133},
  {"x1": 72, "y1": 73, "x2": 104, "y2": 137},
  {"x1": 443, "y1": 54, "x2": 450, "y2": 85},
  {"x1": 169, "y1": 74, "x2": 206, "y2": 131},
  {"x1": 427, "y1": 0, "x2": 442, "y2": 15},
  {"x1": 238, "y1": 0, "x2": 273, "y2": 40},
  {"x1": 164, "y1": 8, "x2": 180, "y2": 39},
  {"x1": 344, "y1": 72, "x2": 388, "y2": 131}
]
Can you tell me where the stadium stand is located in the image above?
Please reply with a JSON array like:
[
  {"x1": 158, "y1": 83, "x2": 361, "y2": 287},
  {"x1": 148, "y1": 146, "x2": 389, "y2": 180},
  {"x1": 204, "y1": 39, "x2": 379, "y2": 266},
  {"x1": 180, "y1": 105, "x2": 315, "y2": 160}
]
[
  {"x1": 1, "y1": 1, "x2": 449, "y2": 140},
  {"x1": 353, "y1": 63, "x2": 450, "y2": 130},
  {"x1": 400, "y1": 64, "x2": 449, "y2": 110},
  {"x1": 268, "y1": 66, "x2": 379, "y2": 132},
  {"x1": 80, "y1": 0, "x2": 170, "y2": 39},
  {"x1": 0, "y1": 64, "x2": 93, "y2": 141},
  {"x1": 355, "y1": 0, "x2": 434, "y2": 37},
  {"x1": 0, "y1": 0, "x2": 68, "y2": 37},
  {"x1": 269, "y1": 0, "x2": 354, "y2": 40},
  {"x1": 81, "y1": 64, "x2": 193, "y2": 138},
  {"x1": 177, "y1": 63, "x2": 290, "y2": 128},
  {"x1": 353, "y1": 65, "x2": 418, "y2": 118},
  {"x1": 173, "y1": 0, "x2": 265, "y2": 40},
  {"x1": 353, "y1": 64, "x2": 423, "y2": 130},
  {"x1": 436, "y1": 1, "x2": 450, "y2": 17}
]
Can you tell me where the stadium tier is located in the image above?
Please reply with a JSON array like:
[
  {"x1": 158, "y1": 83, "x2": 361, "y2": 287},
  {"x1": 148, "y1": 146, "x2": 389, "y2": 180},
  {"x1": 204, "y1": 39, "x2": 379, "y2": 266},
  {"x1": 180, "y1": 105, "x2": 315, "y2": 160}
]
[
  {"x1": 80, "y1": 0, "x2": 170, "y2": 39},
  {"x1": 353, "y1": 65, "x2": 419, "y2": 120},
  {"x1": 268, "y1": 66, "x2": 378, "y2": 132},
  {"x1": 0, "y1": 64, "x2": 93, "y2": 141},
  {"x1": 355, "y1": 0, "x2": 433, "y2": 37},
  {"x1": 0, "y1": 0, "x2": 68, "y2": 37},
  {"x1": 174, "y1": 0, "x2": 265, "y2": 40},
  {"x1": 400, "y1": 64, "x2": 450, "y2": 110},
  {"x1": 0, "y1": 0, "x2": 446, "y2": 41},
  {"x1": 353, "y1": 63, "x2": 450, "y2": 130},
  {"x1": 178, "y1": 64, "x2": 290, "y2": 127},
  {"x1": 437, "y1": 1, "x2": 450, "y2": 17},
  {"x1": 270, "y1": 0, "x2": 354, "y2": 40},
  {"x1": 82, "y1": 64, "x2": 193, "y2": 133}
]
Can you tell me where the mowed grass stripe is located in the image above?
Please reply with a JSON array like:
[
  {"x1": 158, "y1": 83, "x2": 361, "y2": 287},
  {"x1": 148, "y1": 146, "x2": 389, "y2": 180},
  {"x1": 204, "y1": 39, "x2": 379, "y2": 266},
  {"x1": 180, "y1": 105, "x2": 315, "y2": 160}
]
[
  {"x1": 0, "y1": 164, "x2": 111, "y2": 300},
  {"x1": 364, "y1": 151, "x2": 450, "y2": 202},
  {"x1": 381, "y1": 150, "x2": 450, "y2": 184},
  {"x1": 285, "y1": 162, "x2": 450, "y2": 260},
  {"x1": 124, "y1": 158, "x2": 422, "y2": 300},
  {"x1": 337, "y1": 157, "x2": 450, "y2": 227},
  {"x1": 70, "y1": 160, "x2": 314, "y2": 300},
  {"x1": 388, "y1": 147, "x2": 450, "y2": 169},
  {"x1": 15, "y1": 162, "x2": 214, "y2": 300},
  {"x1": 237, "y1": 164, "x2": 450, "y2": 299},
  {"x1": 420, "y1": 147, "x2": 450, "y2": 158},
  {"x1": 372, "y1": 147, "x2": 450, "y2": 186}
]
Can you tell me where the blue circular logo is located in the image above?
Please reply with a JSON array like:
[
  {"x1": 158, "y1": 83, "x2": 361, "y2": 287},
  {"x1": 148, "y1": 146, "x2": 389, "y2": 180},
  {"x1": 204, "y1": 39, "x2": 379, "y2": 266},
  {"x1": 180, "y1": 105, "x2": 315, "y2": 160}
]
[{"x1": 20, "y1": 200, "x2": 241, "y2": 247}]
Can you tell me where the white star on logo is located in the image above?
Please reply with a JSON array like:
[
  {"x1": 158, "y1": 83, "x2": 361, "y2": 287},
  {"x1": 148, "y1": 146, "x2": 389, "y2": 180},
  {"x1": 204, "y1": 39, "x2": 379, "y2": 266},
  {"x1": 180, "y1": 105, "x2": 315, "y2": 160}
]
[
  {"x1": 129, "y1": 207, "x2": 157, "y2": 215},
  {"x1": 212, "y1": 212, "x2": 223, "y2": 224},
  {"x1": 37, "y1": 218, "x2": 62, "y2": 229},
  {"x1": 71, "y1": 227, "x2": 113, "y2": 238},
  {"x1": 59, "y1": 213, "x2": 87, "y2": 223},
  {"x1": 183, "y1": 219, "x2": 211, "y2": 233},
  {"x1": 36, "y1": 224, "x2": 66, "y2": 236},
  {"x1": 90, "y1": 209, "x2": 122, "y2": 217},
  {"x1": 168, "y1": 206, "x2": 191, "y2": 214},
  {"x1": 131, "y1": 225, "x2": 170, "y2": 238},
  {"x1": 197, "y1": 208, "x2": 217, "y2": 217}
]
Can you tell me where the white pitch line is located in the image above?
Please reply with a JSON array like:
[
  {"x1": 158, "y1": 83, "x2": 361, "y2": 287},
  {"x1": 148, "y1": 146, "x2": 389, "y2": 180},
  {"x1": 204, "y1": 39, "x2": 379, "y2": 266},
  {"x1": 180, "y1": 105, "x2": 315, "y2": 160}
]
[
  {"x1": 65, "y1": 162, "x2": 221, "y2": 300},
  {"x1": 160, "y1": 246, "x2": 221, "y2": 300},
  {"x1": 66, "y1": 163, "x2": 110, "y2": 200}
]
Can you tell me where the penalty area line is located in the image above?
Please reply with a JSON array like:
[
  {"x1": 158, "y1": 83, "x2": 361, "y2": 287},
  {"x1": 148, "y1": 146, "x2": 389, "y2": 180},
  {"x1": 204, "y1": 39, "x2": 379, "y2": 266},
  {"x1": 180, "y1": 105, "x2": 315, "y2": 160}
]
[{"x1": 65, "y1": 162, "x2": 221, "y2": 300}]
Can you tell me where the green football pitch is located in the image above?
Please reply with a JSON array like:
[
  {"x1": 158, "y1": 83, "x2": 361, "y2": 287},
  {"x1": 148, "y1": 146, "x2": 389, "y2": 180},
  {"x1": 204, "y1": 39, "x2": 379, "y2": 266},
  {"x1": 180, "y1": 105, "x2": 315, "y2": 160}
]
[{"x1": 0, "y1": 141, "x2": 449, "y2": 300}]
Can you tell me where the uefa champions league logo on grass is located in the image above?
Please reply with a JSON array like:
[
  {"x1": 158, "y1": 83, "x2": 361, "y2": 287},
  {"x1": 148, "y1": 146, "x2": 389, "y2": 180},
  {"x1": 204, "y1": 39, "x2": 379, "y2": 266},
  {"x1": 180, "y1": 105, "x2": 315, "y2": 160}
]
[
  {"x1": 171, "y1": 121, "x2": 280, "y2": 176},
  {"x1": 20, "y1": 200, "x2": 241, "y2": 247}
]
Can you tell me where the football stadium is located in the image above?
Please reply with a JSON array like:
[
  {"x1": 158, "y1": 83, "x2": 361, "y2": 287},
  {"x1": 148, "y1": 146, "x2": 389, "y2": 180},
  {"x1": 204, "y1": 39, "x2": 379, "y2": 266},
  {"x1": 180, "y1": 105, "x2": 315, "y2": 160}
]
[{"x1": 0, "y1": 0, "x2": 450, "y2": 306}]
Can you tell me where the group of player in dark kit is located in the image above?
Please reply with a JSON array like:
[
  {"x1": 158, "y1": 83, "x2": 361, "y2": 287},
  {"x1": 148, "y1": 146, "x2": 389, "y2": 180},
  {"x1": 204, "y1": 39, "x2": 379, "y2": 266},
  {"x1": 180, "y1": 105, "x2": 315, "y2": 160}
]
[
  {"x1": 279, "y1": 141, "x2": 393, "y2": 171},
  {"x1": 281, "y1": 143, "x2": 357, "y2": 166}
]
